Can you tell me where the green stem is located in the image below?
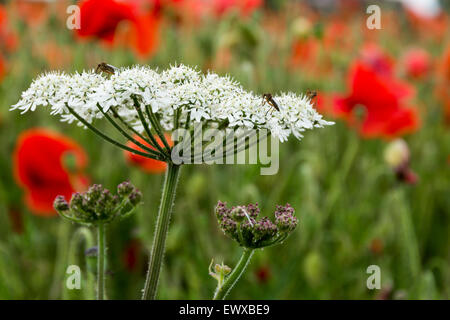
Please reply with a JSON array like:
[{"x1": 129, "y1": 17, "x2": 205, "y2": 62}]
[
  {"x1": 49, "y1": 221, "x2": 70, "y2": 299},
  {"x1": 64, "y1": 227, "x2": 95, "y2": 300},
  {"x1": 97, "y1": 223, "x2": 106, "y2": 300},
  {"x1": 142, "y1": 163, "x2": 181, "y2": 300},
  {"x1": 213, "y1": 249, "x2": 255, "y2": 300},
  {"x1": 67, "y1": 105, "x2": 162, "y2": 160}
]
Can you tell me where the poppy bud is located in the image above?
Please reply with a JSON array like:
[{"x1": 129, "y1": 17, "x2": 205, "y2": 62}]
[
  {"x1": 384, "y1": 139, "x2": 410, "y2": 169},
  {"x1": 384, "y1": 139, "x2": 418, "y2": 185}
]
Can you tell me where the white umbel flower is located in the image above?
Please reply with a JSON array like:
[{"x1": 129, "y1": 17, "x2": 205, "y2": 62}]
[{"x1": 11, "y1": 64, "x2": 333, "y2": 142}]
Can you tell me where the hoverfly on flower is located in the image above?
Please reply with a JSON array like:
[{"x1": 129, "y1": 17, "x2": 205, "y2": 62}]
[
  {"x1": 306, "y1": 89, "x2": 317, "y2": 105},
  {"x1": 95, "y1": 62, "x2": 118, "y2": 75},
  {"x1": 262, "y1": 93, "x2": 280, "y2": 115}
]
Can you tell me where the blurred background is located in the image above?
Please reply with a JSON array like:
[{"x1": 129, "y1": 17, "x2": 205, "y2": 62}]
[{"x1": 0, "y1": 0, "x2": 449, "y2": 299}]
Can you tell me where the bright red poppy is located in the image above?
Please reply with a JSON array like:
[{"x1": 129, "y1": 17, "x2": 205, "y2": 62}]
[
  {"x1": 124, "y1": 134, "x2": 173, "y2": 174},
  {"x1": 333, "y1": 61, "x2": 420, "y2": 139},
  {"x1": 76, "y1": 0, "x2": 160, "y2": 58},
  {"x1": 402, "y1": 48, "x2": 432, "y2": 79},
  {"x1": 13, "y1": 129, "x2": 89, "y2": 217}
]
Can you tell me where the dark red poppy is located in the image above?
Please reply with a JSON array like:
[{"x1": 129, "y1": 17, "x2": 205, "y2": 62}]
[
  {"x1": 13, "y1": 129, "x2": 89, "y2": 217},
  {"x1": 402, "y1": 48, "x2": 432, "y2": 79},
  {"x1": 122, "y1": 239, "x2": 143, "y2": 272},
  {"x1": 124, "y1": 134, "x2": 172, "y2": 174},
  {"x1": 333, "y1": 61, "x2": 420, "y2": 139},
  {"x1": 76, "y1": 0, "x2": 160, "y2": 57},
  {"x1": 370, "y1": 238, "x2": 383, "y2": 255},
  {"x1": 255, "y1": 266, "x2": 271, "y2": 284}
]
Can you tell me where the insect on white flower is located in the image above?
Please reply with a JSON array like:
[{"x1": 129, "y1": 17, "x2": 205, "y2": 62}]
[{"x1": 11, "y1": 64, "x2": 333, "y2": 161}]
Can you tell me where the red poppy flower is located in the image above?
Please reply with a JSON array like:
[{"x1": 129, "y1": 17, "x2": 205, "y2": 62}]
[
  {"x1": 290, "y1": 37, "x2": 319, "y2": 69},
  {"x1": 360, "y1": 43, "x2": 395, "y2": 78},
  {"x1": 122, "y1": 239, "x2": 143, "y2": 273},
  {"x1": 13, "y1": 129, "x2": 89, "y2": 217},
  {"x1": 0, "y1": 56, "x2": 5, "y2": 81},
  {"x1": 12, "y1": 0, "x2": 50, "y2": 27},
  {"x1": 213, "y1": 0, "x2": 263, "y2": 17},
  {"x1": 0, "y1": 5, "x2": 18, "y2": 53},
  {"x1": 124, "y1": 134, "x2": 172, "y2": 174},
  {"x1": 0, "y1": 5, "x2": 18, "y2": 81},
  {"x1": 333, "y1": 61, "x2": 420, "y2": 139},
  {"x1": 402, "y1": 48, "x2": 432, "y2": 79},
  {"x1": 76, "y1": 0, "x2": 160, "y2": 58},
  {"x1": 436, "y1": 45, "x2": 450, "y2": 124},
  {"x1": 255, "y1": 266, "x2": 271, "y2": 284}
]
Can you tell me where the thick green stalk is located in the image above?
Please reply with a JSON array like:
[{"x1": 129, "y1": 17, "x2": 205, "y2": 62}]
[
  {"x1": 97, "y1": 223, "x2": 106, "y2": 300},
  {"x1": 142, "y1": 163, "x2": 181, "y2": 300},
  {"x1": 213, "y1": 249, "x2": 255, "y2": 300}
]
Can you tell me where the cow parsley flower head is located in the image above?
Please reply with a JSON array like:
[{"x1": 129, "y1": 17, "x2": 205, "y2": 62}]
[{"x1": 11, "y1": 64, "x2": 333, "y2": 162}]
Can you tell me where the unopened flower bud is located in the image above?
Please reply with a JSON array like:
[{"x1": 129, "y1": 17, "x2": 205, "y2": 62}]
[
  {"x1": 214, "y1": 263, "x2": 231, "y2": 275},
  {"x1": 254, "y1": 217, "x2": 277, "y2": 241},
  {"x1": 384, "y1": 139, "x2": 409, "y2": 169},
  {"x1": 129, "y1": 189, "x2": 142, "y2": 206},
  {"x1": 291, "y1": 17, "x2": 313, "y2": 39},
  {"x1": 246, "y1": 203, "x2": 259, "y2": 218},
  {"x1": 215, "y1": 201, "x2": 230, "y2": 221},
  {"x1": 87, "y1": 184, "x2": 103, "y2": 201},
  {"x1": 70, "y1": 192, "x2": 84, "y2": 209},
  {"x1": 276, "y1": 213, "x2": 298, "y2": 233},
  {"x1": 54, "y1": 195, "x2": 69, "y2": 212},
  {"x1": 117, "y1": 180, "x2": 134, "y2": 197},
  {"x1": 231, "y1": 206, "x2": 246, "y2": 222}
]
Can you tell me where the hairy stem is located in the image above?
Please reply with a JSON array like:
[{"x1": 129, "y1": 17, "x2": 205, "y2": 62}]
[
  {"x1": 97, "y1": 223, "x2": 106, "y2": 300},
  {"x1": 142, "y1": 163, "x2": 181, "y2": 299},
  {"x1": 213, "y1": 249, "x2": 255, "y2": 300}
]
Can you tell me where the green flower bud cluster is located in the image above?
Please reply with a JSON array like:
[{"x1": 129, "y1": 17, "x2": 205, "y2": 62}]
[
  {"x1": 209, "y1": 260, "x2": 232, "y2": 288},
  {"x1": 54, "y1": 181, "x2": 142, "y2": 226},
  {"x1": 215, "y1": 201, "x2": 298, "y2": 249}
]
